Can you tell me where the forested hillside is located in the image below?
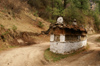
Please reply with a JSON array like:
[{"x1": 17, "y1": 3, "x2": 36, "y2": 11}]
[{"x1": 27, "y1": 0, "x2": 100, "y2": 31}]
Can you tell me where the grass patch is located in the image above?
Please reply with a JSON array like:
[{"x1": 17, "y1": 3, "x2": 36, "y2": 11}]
[
  {"x1": 38, "y1": 21, "x2": 44, "y2": 28},
  {"x1": 12, "y1": 25, "x2": 17, "y2": 32},
  {"x1": 0, "y1": 44, "x2": 19, "y2": 52},
  {"x1": 86, "y1": 44, "x2": 90, "y2": 50},
  {"x1": 44, "y1": 44, "x2": 89, "y2": 62},
  {"x1": 96, "y1": 37, "x2": 100, "y2": 42}
]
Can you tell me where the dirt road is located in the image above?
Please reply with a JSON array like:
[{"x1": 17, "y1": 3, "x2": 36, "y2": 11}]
[
  {"x1": 0, "y1": 43, "x2": 50, "y2": 66},
  {"x1": 0, "y1": 34, "x2": 100, "y2": 66}
]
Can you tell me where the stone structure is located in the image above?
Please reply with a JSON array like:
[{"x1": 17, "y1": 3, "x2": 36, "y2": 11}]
[
  {"x1": 73, "y1": 19, "x2": 77, "y2": 25},
  {"x1": 57, "y1": 17, "x2": 63, "y2": 24},
  {"x1": 49, "y1": 18, "x2": 87, "y2": 54}
]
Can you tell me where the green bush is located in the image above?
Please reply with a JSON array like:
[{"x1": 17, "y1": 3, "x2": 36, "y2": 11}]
[
  {"x1": 0, "y1": 24, "x2": 4, "y2": 29},
  {"x1": 12, "y1": 25, "x2": 17, "y2": 31},
  {"x1": 34, "y1": 11, "x2": 38, "y2": 17},
  {"x1": 38, "y1": 21, "x2": 44, "y2": 28},
  {"x1": 2, "y1": 31, "x2": 9, "y2": 36},
  {"x1": 93, "y1": 15, "x2": 100, "y2": 30},
  {"x1": 92, "y1": 6, "x2": 100, "y2": 30},
  {"x1": 49, "y1": 18, "x2": 56, "y2": 24}
]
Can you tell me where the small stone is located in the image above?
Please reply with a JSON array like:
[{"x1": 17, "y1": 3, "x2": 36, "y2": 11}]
[
  {"x1": 5, "y1": 43, "x2": 9, "y2": 46},
  {"x1": 17, "y1": 39, "x2": 24, "y2": 44}
]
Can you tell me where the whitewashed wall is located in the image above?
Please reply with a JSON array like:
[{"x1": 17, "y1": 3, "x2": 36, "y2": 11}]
[
  {"x1": 50, "y1": 34, "x2": 54, "y2": 41},
  {"x1": 50, "y1": 39, "x2": 87, "y2": 54}
]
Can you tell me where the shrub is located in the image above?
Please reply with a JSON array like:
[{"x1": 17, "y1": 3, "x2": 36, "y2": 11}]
[
  {"x1": 38, "y1": 21, "x2": 44, "y2": 28},
  {"x1": 2, "y1": 31, "x2": 9, "y2": 36},
  {"x1": 49, "y1": 19, "x2": 56, "y2": 24},
  {"x1": 92, "y1": 6, "x2": 100, "y2": 30},
  {"x1": 12, "y1": 25, "x2": 17, "y2": 31},
  {"x1": 34, "y1": 11, "x2": 38, "y2": 17},
  {"x1": 0, "y1": 24, "x2": 4, "y2": 29}
]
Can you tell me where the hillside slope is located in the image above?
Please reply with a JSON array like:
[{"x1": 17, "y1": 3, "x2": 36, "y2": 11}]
[
  {"x1": 0, "y1": 0, "x2": 50, "y2": 33},
  {"x1": 0, "y1": 0, "x2": 50, "y2": 50}
]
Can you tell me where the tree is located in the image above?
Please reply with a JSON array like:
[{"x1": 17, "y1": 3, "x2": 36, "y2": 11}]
[
  {"x1": 73, "y1": 0, "x2": 90, "y2": 10},
  {"x1": 94, "y1": 0, "x2": 100, "y2": 12}
]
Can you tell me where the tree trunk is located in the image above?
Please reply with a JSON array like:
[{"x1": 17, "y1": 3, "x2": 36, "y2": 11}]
[
  {"x1": 81, "y1": 1, "x2": 83, "y2": 9},
  {"x1": 64, "y1": 0, "x2": 67, "y2": 9},
  {"x1": 52, "y1": 0, "x2": 54, "y2": 19}
]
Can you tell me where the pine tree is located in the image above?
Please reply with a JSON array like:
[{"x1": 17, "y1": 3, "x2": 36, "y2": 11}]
[{"x1": 73, "y1": 0, "x2": 90, "y2": 10}]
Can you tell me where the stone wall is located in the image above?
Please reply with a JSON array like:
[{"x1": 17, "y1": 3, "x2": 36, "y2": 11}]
[{"x1": 50, "y1": 39, "x2": 87, "y2": 54}]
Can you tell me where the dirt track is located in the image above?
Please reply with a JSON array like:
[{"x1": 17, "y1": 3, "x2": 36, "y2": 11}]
[
  {"x1": 0, "y1": 34, "x2": 100, "y2": 66},
  {"x1": 0, "y1": 43, "x2": 49, "y2": 66}
]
